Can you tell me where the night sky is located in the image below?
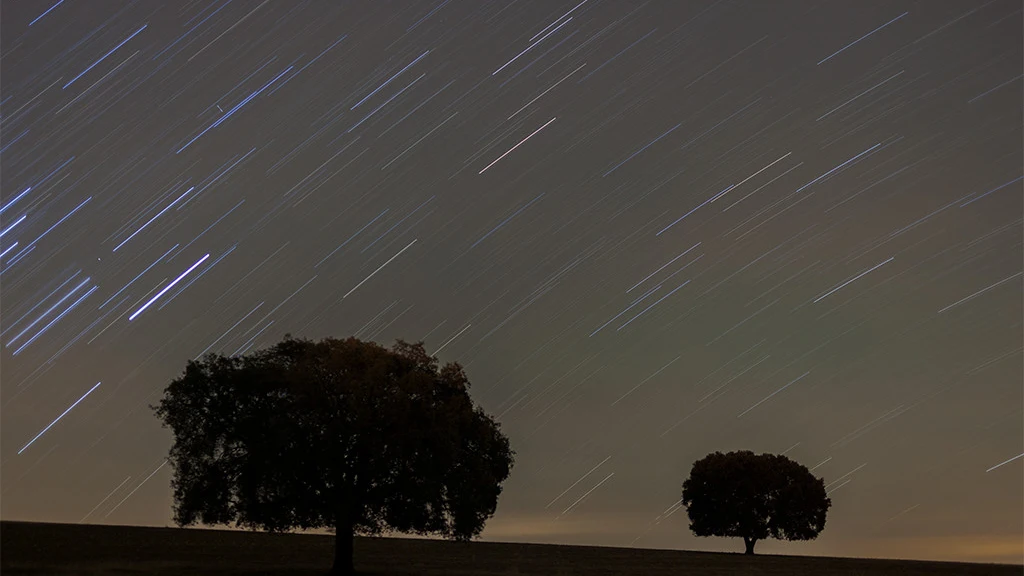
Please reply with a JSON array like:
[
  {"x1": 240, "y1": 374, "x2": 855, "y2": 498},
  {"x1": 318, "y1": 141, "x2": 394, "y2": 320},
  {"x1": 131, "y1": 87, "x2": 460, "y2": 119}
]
[{"x1": 1, "y1": 0, "x2": 1022, "y2": 564}]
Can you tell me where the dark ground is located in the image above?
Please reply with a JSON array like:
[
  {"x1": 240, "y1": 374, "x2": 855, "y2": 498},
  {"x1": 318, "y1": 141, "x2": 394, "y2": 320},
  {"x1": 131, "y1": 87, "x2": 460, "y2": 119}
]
[{"x1": 1, "y1": 521, "x2": 1019, "y2": 575}]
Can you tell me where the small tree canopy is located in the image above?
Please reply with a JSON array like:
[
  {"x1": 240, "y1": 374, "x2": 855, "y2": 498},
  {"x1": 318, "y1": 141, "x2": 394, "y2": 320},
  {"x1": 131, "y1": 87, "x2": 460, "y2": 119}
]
[
  {"x1": 152, "y1": 336, "x2": 514, "y2": 575},
  {"x1": 681, "y1": 450, "x2": 830, "y2": 555}
]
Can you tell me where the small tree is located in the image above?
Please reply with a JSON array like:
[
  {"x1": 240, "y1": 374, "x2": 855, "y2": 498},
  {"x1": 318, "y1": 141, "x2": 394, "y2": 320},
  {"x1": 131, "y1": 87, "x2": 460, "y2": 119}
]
[
  {"x1": 681, "y1": 450, "x2": 830, "y2": 555},
  {"x1": 153, "y1": 336, "x2": 514, "y2": 576}
]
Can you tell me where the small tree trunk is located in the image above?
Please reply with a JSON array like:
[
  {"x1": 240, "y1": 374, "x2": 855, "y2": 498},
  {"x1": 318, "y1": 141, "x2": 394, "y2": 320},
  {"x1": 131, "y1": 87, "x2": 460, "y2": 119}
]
[
  {"x1": 331, "y1": 522, "x2": 354, "y2": 576},
  {"x1": 743, "y1": 536, "x2": 756, "y2": 555}
]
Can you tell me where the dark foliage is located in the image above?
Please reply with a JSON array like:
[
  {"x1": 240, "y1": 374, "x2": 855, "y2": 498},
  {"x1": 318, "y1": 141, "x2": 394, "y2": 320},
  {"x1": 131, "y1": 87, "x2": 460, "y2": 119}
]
[
  {"x1": 152, "y1": 336, "x2": 514, "y2": 575},
  {"x1": 681, "y1": 450, "x2": 830, "y2": 555}
]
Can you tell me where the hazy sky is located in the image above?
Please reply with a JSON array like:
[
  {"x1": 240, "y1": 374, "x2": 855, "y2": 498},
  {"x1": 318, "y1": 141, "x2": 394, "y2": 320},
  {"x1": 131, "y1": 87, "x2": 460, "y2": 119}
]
[{"x1": 1, "y1": 0, "x2": 1021, "y2": 564}]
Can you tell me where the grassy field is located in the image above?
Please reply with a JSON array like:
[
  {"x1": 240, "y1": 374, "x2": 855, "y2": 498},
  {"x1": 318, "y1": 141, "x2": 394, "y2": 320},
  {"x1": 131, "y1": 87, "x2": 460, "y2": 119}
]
[{"x1": 1, "y1": 521, "x2": 1018, "y2": 575}]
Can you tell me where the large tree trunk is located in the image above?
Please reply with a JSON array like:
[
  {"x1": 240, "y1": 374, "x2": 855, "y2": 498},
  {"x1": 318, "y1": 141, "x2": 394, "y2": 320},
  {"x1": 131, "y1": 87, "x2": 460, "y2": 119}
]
[
  {"x1": 743, "y1": 536, "x2": 757, "y2": 555},
  {"x1": 331, "y1": 522, "x2": 354, "y2": 576}
]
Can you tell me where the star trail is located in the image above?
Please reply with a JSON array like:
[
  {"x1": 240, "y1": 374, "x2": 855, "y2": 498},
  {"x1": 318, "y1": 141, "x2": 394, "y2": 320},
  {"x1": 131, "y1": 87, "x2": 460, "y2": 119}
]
[{"x1": 1, "y1": 0, "x2": 1021, "y2": 564}]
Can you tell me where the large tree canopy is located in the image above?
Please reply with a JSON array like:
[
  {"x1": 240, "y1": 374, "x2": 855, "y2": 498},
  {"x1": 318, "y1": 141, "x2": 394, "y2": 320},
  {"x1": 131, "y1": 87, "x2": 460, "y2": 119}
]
[
  {"x1": 681, "y1": 450, "x2": 830, "y2": 555},
  {"x1": 152, "y1": 336, "x2": 514, "y2": 575}
]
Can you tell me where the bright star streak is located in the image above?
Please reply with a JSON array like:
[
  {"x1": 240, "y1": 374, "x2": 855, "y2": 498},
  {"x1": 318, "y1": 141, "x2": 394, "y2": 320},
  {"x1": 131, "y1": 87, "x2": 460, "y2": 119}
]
[
  {"x1": 817, "y1": 72, "x2": 905, "y2": 121},
  {"x1": 64, "y1": 25, "x2": 147, "y2": 89},
  {"x1": 737, "y1": 371, "x2": 810, "y2": 418},
  {"x1": 590, "y1": 285, "x2": 662, "y2": 337},
  {"x1": 1, "y1": 271, "x2": 81, "y2": 338},
  {"x1": 626, "y1": 242, "x2": 701, "y2": 293},
  {"x1": 603, "y1": 122, "x2": 681, "y2": 177},
  {"x1": 433, "y1": 324, "x2": 472, "y2": 355},
  {"x1": 351, "y1": 51, "x2": 430, "y2": 109},
  {"x1": 960, "y1": 176, "x2": 1024, "y2": 208},
  {"x1": 530, "y1": 0, "x2": 588, "y2": 42},
  {"x1": 176, "y1": 67, "x2": 292, "y2": 154},
  {"x1": 813, "y1": 257, "x2": 894, "y2": 303},
  {"x1": 29, "y1": 0, "x2": 64, "y2": 26},
  {"x1": 79, "y1": 476, "x2": 132, "y2": 523},
  {"x1": 1, "y1": 214, "x2": 27, "y2": 237},
  {"x1": 986, "y1": 453, "x2": 1024, "y2": 473},
  {"x1": 7, "y1": 277, "x2": 90, "y2": 346},
  {"x1": 560, "y1": 472, "x2": 614, "y2": 516},
  {"x1": 13, "y1": 285, "x2": 98, "y2": 355},
  {"x1": 493, "y1": 18, "x2": 573, "y2": 76},
  {"x1": 113, "y1": 187, "x2": 194, "y2": 252},
  {"x1": 0, "y1": 187, "x2": 32, "y2": 214},
  {"x1": 13, "y1": 197, "x2": 91, "y2": 259},
  {"x1": 348, "y1": 73, "x2": 425, "y2": 133},
  {"x1": 817, "y1": 12, "x2": 908, "y2": 65},
  {"x1": 617, "y1": 280, "x2": 691, "y2": 331},
  {"x1": 19, "y1": 382, "x2": 101, "y2": 454},
  {"x1": 479, "y1": 117, "x2": 557, "y2": 174},
  {"x1": 103, "y1": 460, "x2": 168, "y2": 519},
  {"x1": 938, "y1": 271, "x2": 1023, "y2": 314},
  {"x1": 343, "y1": 240, "x2": 417, "y2": 299},
  {"x1": 545, "y1": 455, "x2": 612, "y2": 509},
  {"x1": 656, "y1": 185, "x2": 734, "y2": 236},
  {"x1": 129, "y1": 254, "x2": 210, "y2": 321},
  {"x1": 717, "y1": 153, "x2": 793, "y2": 198}
]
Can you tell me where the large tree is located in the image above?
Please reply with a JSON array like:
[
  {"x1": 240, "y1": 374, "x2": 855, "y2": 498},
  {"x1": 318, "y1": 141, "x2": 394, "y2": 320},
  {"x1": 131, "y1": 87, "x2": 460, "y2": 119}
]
[
  {"x1": 152, "y1": 336, "x2": 514, "y2": 575},
  {"x1": 681, "y1": 450, "x2": 830, "y2": 555}
]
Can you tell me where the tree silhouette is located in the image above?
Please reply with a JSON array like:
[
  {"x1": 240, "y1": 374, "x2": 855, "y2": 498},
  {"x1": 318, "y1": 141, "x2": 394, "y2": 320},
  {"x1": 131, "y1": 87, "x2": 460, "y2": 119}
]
[
  {"x1": 152, "y1": 336, "x2": 514, "y2": 576},
  {"x1": 681, "y1": 450, "x2": 830, "y2": 555}
]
